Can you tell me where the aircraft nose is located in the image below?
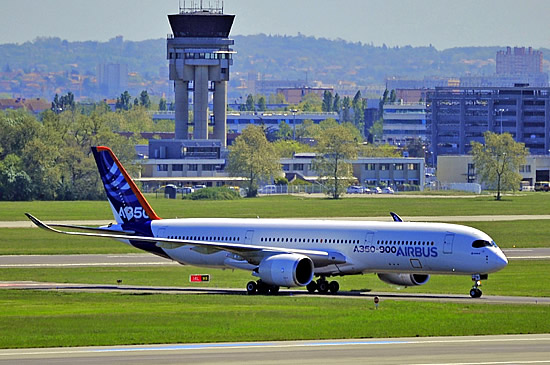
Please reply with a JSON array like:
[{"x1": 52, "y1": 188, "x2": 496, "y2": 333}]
[{"x1": 494, "y1": 249, "x2": 508, "y2": 269}]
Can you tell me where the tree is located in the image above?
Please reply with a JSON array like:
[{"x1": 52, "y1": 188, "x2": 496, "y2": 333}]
[
  {"x1": 313, "y1": 124, "x2": 359, "y2": 199},
  {"x1": 471, "y1": 131, "x2": 528, "y2": 200},
  {"x1": 322, "y1": 90, "x2": 333, "y2": 112},
  {"x1": 115, "y1": 91, "x2": 132, "y2": 111},
  {"x1": 342, "y1": 96, "x2": 351, "y2": 122},
  {"x1": 369, "y1": 118, "x2": 384, "y2": 142},
  {"x1": 379, "y1": 89, "x2": 389, "y2": 113},
  {"x1": 257, "y1": 95, "x2": 267, "y2": 111},
  {"x1": 359, "y1": 143, "x2": 400, "y2": 157},
  {"x1": 139, "y1": 90, "x2": 151, "y2": 108},
  {"x1": 352, "y1": 90, "x2": 365, "y2": 133},
  {"x1": 51, "y1": 92, "x2": 75, "y2": 114},
  {"x1": 0, "y1": 154, "x2": 33, "y2": 201},
  {"x1": 245, "y1": 94, "x2": 255, "y2": 111},
  {"x1": 268, "y1": 92, "x2": 286, "y2": 105},
  {"x1": 389, "y1": 89, "x2": 397, "y2": 103},
  {"x1": 404, "y1": 138, "x2": 425, "y2": 157},
  {"x1": 158, "y1": 97, "x2": 167, "y2": 111},
  {"x1": 272, "y1": 139, "x2": 314, "y2": 158},
  {"x1": 226, "y1": 125, "x2": 281, "y2": 197},
  {"x1": 275, "y1": 120, "x2": 293, "y2": 140},
  {"x1": 298, "y1": 92, "x2": 322, "y2": 112},
  {"x1": 332, "y1": 93, "x2": 341, "y2": 113}
]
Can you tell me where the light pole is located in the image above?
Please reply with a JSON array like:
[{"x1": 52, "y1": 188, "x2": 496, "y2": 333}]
[
  {"x1": 497, "y1": 108, "x2": 506, "y2": 134},
  {"x1": 291, "y1": 109, "x2": 298, "y2": 140}
]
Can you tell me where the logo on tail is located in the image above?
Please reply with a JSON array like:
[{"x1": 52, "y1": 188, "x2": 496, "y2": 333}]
[{"x1": 92, "y1": 146, "x2": 160, "y2": 224}]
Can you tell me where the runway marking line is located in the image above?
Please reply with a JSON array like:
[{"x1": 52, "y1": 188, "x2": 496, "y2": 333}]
[
  {"x1": 412, "y1": 361, "x2": 550, "y2": 365},
  {"x1": 0, "y1": 262, "x2": 176, "y2": 268},
  {"x1": 0, "y1": 336, "x2": 549, "y2": 357}
]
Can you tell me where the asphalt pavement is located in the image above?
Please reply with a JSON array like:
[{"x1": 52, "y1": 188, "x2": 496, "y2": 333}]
[{"x1": 1, "y1": 334, "x2": 549, "y2": 365}]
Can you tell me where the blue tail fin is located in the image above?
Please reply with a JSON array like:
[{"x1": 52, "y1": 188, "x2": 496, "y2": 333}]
[{"x1": 92, "y1": 146, "x2": 160, "y2": 224}]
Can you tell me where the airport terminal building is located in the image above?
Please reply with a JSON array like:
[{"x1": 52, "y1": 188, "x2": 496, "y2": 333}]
[
  {"x1": 140, "y1": 143, "x2": 425, "y2": 191},
  {"x1": 427, "y1": 86, "x2": 550, "y2": 160}
]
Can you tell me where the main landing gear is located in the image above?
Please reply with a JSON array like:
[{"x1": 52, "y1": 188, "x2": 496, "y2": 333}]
[
  {"x1": 306, "y1": 277, "x2": 340, "y2": 294},
  {"x1": 470, "y1": 274, "x2": 483, "y2": 298},
  {"x1": 246, "y1": 280, "x2": 280, "y2": 295}
]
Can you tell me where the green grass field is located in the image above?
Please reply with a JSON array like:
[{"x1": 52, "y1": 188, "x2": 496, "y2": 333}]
[
  {"x1": 3, "y1": 193, "x2": 550, "y2": 221},
  {"x1": 0, "y1": 291, "x2": 549, "y2": 349},
  {"x1": 1, "y1": 260, "x2": 548, "y2": 297},
  {"x1": 1, "y1": 193, "x2": 549, "y2": 349},
  {"x1": 0, "y1": 228, "x2": 136, "y2": 255}
]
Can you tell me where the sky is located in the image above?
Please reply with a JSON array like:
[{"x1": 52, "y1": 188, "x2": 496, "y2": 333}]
[{"x1": 1, "y1": 0, "x2": 549, "y2": 50}]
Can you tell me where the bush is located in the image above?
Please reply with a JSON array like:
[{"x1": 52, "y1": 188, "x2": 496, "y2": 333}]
[
  {"x1": 401, "y1": 184, "x2": 420, "y2": 192},
  {"x1": 274, "y1": 177, "x2": 288, "y2": 185},
  {"x1": 182, "y1": 187, "x2": 241, "y2": 200}
]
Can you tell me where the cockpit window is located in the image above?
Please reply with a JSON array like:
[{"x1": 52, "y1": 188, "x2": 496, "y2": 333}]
[{"x1": 472, "y1": 240, "x2": 492, "y2": 248}]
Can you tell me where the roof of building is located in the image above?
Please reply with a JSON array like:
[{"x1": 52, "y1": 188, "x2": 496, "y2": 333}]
[{"x1": 0, "y1": 98, "x2": 50, "y2": 113}]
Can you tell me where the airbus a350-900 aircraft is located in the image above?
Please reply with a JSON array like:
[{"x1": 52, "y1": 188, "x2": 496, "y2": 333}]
[{"x1": 27, "y1": 146, "x2": 508, "y2": 298}]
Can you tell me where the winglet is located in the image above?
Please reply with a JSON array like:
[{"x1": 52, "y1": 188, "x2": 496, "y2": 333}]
[
  {"x1": 390, "y1": 212, "x2": 403, "y2": 222},
  {"x1": 25, "y1": 213, "x2": 61, "y2": 233}
]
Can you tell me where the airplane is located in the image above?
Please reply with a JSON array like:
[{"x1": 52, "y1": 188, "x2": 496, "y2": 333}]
[{"x1": 26, "y1": 146, "x2": 509, "y2": 298}]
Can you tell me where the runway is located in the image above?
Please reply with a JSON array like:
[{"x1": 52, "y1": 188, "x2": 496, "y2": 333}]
[
  {"x1": 0, "y1": 248, "x2": 548, "y2": 269},
  {"x1": 1, "y1": 280, "x2": 549, "y2": 305},
  {"x1": 0, "y1": 254, "x2": 178, "y2": 268},
  {"x1": 2, "y1": 214, "x2": 550, "y2": 228},
  {"x1": 0, "y1": 334, "x2": 549, "y2": 364}
]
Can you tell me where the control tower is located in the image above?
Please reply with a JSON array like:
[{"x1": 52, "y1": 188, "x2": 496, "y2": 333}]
[{"x1": 167, "y1": 1, "x2": 235, "y2": 146}]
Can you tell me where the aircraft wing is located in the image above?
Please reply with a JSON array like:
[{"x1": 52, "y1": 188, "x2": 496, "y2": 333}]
[{"x1": 25, "y1": 213, "x2": 346, "y2": 267}]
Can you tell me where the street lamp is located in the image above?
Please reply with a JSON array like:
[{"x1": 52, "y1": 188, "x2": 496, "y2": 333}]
[
  {"x1": 497, "y1": 108, "x2": 506, "y2": 134},
  {"x1": 291, "y1": 109, "x2": 298, "y2": 140}
]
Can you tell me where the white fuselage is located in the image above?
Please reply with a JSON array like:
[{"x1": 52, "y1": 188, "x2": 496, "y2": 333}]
[{"x1": 147, "y1": 218, "x2": 508, "y2": 277}]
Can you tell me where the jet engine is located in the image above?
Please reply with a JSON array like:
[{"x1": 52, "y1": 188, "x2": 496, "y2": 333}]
[
  {"x1": 257, "y1": 254, "x2": 314, "y2": 287},
  {"x1": 377, "y1": 273, "x2": 430, "y2": 287}
]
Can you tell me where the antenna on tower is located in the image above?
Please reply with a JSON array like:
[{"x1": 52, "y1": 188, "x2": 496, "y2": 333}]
[{"x1": 179, "y1": 0, "x2": 223, "y2": 14}]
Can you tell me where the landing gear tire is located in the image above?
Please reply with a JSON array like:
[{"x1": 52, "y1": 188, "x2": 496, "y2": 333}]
[
  {"x1": 246, "y1": 281, "x2": 257, "y2": 295},
  {"x1": 317, "y1": 280, "x2": 329, "y2": 294},
  {"x1": 306, "y1": 281, "x2": 318, "y2": 293},
  {"x1": 269, "y1": 285, "x2": 280, "y2": 295},
  {"x1": 470, "y1": 274, "x2": 483, "y2": 298},
  {"x1": 329, "y1": 281, "x2": 340, "y2": 294},
  {"x1": 470, "y1": 288, "x2": 482, "y2": 298},
  {"x1": 256, "y1": 280, "x2": 270, "y2": 295}
]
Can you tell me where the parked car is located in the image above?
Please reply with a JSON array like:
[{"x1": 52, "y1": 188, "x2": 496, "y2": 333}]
[
  {"x1": 259, "y1": 185, "x2": 277, "y2": 194},
  {"x1": 180, "y1": 187, "x2": 194, "y2": 194},
  {"x1": 363, "y1": 187, "x2": 372, "y2": 194},
  {"x1": 382, "y1": 187, "x2": 395, "y2": 194},
  {"x1": 193, "y1": 184, "x2": 206, "y2": 190},
  {"x1": 346, "y1": 185, "x2": 365, "y2": 194},
  {"x1": 372, "y1": 187, "x2": 382, "y2": 194}
]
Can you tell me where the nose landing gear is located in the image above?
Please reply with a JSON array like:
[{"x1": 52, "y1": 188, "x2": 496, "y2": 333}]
[{"x1": 470, "y1": 274, "x2": 483, "y2": 298}]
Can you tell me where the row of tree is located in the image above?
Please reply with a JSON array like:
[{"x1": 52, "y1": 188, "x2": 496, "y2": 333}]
[
  {"x1": 0, "y1": 103, "x2": 160, "y2": 200},
  {"x1": 227, "y1": 120, "x2": 400, "y2": 198},
  {"x1": 0, "y1": 95, "x2": 527, "y2": 200},
  {"x1": 228, "y1": 123, "x2": 528, "y2": 199}
]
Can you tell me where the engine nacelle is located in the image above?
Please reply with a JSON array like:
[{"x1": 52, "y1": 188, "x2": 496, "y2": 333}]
[
  {"x1": 257, "y1": 254, "x2": 314, "y2": 287},
  {"x1": 377, "y1": 273, "x2": 430, "y2": 287}
]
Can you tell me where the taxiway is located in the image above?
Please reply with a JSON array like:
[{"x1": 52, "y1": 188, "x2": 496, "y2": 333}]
[{"x1": 0, "y1": 334, "x2": 549, "y2": 365}]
